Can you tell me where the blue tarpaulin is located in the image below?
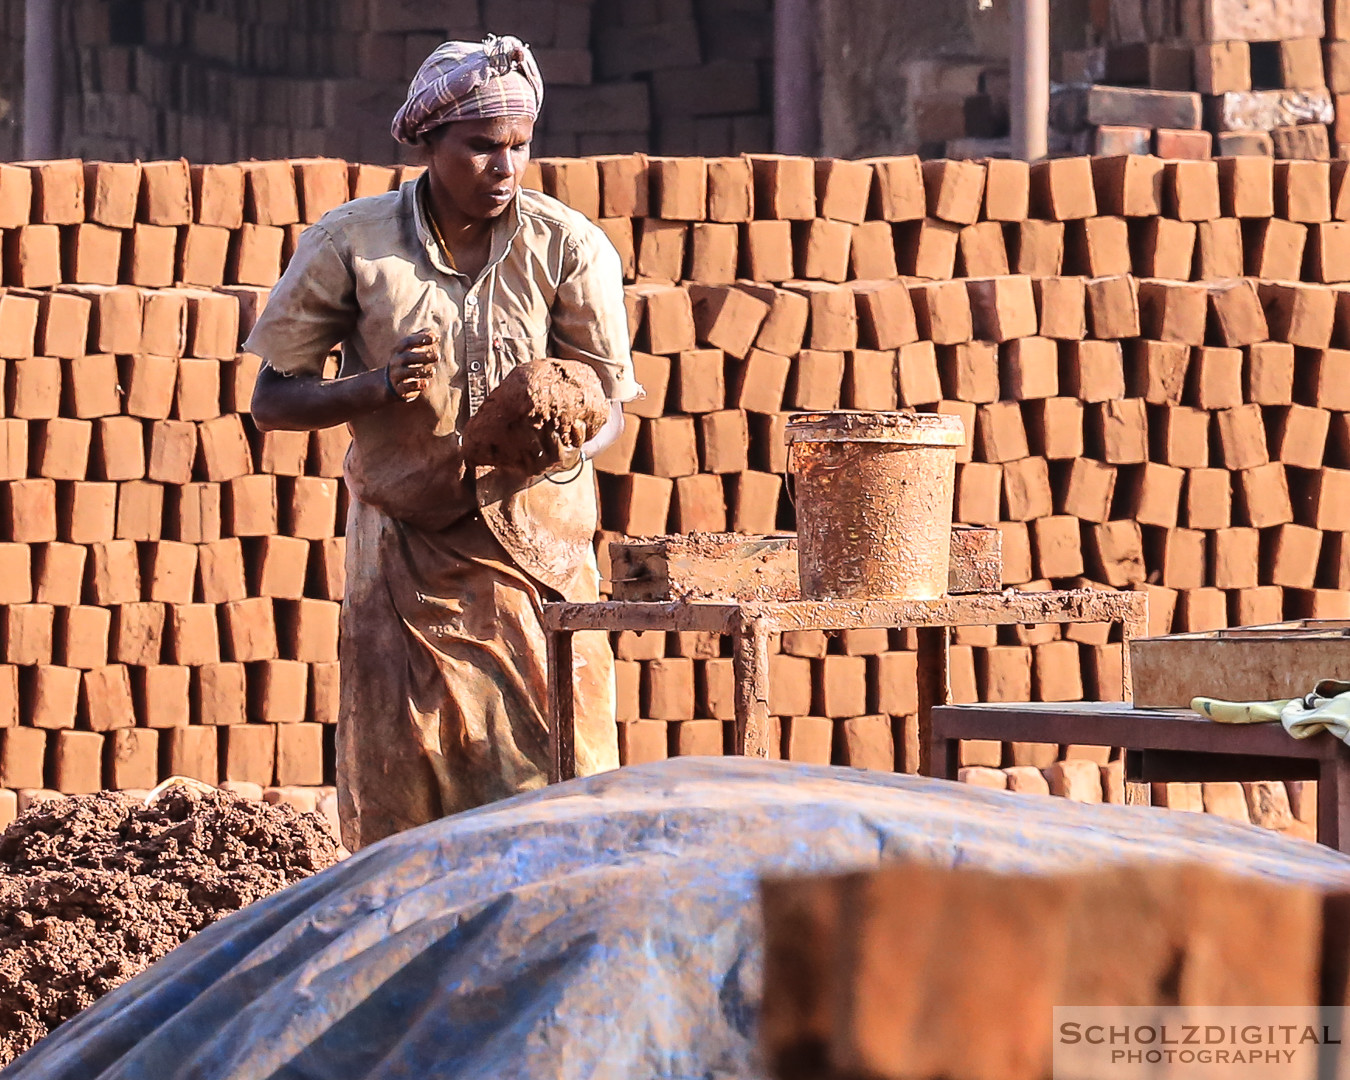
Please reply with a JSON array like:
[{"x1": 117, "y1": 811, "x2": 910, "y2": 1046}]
[{"x1": 8, "y1": 758, "x2": 1350, "y2": 1080}]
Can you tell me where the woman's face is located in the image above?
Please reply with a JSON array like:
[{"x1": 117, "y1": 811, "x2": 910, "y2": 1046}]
[{"x1": 425, "y1": 116, "x2": 534, "y2": 224}]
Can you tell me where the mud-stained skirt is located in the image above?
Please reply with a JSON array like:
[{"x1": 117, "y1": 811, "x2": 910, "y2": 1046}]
[{"x1": 337, "y1": 498, "x2": 618, "y2": 851}]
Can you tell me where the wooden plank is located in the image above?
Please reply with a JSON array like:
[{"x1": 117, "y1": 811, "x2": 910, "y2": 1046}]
[
  {"x1": 916, "y1": 626, "x2": 950, "y2": 777},
  {"x1": 1131, "y1": 620, "x2": 1350, "y2": 708},
  {"x1": 547, "y1": 630, "x2": 575, "y2": 784},
  {"x1": 742, "y1": 590, "x2": 1143, "y2": 632},
  {"x1": 607, "y1": 528, "x2": 1002, "y2": 602},
  {"x1": 931, "y1": 701, "x2": 1332, "y2": 758},
  {"x1": 544, "y1": 588, "x2": 1145, "y2": 633},
  {"x1": 733, "y1": 615, "x2": 772, "y2": 758}
]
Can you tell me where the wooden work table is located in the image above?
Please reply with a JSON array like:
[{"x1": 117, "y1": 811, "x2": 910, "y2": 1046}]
[
  {"x1": 929, "y1": 701, "x2": 1350, "y2": 854},
  {"x1": 543, "y1": 588, "x2": 1149, "y2": 784}
]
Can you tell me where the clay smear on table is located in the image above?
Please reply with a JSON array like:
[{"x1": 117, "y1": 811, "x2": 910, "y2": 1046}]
[{"x1": 0, "y1": 788, "x2": 340, "y2": 1065}]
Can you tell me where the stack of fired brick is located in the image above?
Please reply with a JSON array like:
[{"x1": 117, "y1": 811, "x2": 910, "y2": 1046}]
[
  {"x1": 0, "y1": 150, "x2": 1337, "y2": 842},
  {"x1": 60, "y1": 0, "x2": 772, "y2": 165},
  {"x1": 1057, "y1": 0, "x2": 1337, "y2": 160}
]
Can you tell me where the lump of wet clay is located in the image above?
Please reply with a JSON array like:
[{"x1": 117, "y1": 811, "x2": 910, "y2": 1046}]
[{"x1": 462, "y1": 358, "x2": 608, "y2": 469}]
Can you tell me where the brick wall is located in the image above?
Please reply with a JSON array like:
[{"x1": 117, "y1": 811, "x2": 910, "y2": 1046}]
[
  {"x1": 0, "y1": 150, "x2": 1333, "y2": 843},
  {"x1": 0, "y1": 0, "x2": 22, "y2": 161},
  {"x1": 810, "y1": 0, "x2": 1097, "y2": 159},
  {"x1": 1057, "y1": 0, "x2": 1341, "y2": 160},
  {"x1": 0, "y1": 157, "x2": 372, "y2": 824},
  {"x1": 41, "y1": 0, "x2": 773, "y2": 164}
]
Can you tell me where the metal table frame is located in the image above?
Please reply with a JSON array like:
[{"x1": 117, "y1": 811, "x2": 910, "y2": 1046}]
[
  {"x1": 544, "y1": 588, "x2": 1149, "y2": 784},
  {"x1": 929, "y1": 701, "x2": 1350, "y2": 853}
]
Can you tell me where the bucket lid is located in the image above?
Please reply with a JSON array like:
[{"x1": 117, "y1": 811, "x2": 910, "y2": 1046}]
[{"x1": 784, "y1": 410, "x2": 967, "y2": 446}]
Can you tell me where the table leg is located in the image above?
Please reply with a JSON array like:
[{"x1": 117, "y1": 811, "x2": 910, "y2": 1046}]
[
  {"x1": 733, "y1": 616, "x2": 772, "y2": 759},
  {"x1": 916, "y1": 626, "x2": 950, "y2": 777},
  {"x1": 1119, "y1": 602, "x2": 1148, "y2": 801},
  {"x1": 547, "y1": 629, "x2": 576, "y2": 784},
  {"x1": 1318, "y1": 751, "x2": 1350, "y2": 854},
  {"x1": 1120, "y1": 599, "x2": 1148, "y2": 702},
  {"x1": 928, "y1": 722, "x2": 959, "y2": 781}
]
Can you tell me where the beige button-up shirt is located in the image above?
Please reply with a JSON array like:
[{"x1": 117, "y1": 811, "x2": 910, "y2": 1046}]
[{"x1": 245, "y1": 178, "x2": 641, "y2": 590}]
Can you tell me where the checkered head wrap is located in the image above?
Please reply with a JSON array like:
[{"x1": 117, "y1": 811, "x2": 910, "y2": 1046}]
[{"x1": 391, "y1": 35, "x2": 544, "y2": 145}]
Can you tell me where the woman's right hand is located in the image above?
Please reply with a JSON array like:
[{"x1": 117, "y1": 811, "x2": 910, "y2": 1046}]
[{"x1": 386, "y1": 329, "x2": 440, "y2": 402}]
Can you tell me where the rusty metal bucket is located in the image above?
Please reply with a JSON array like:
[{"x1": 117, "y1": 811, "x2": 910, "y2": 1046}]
[{"x1": 785, "y1": 411, "x2": 966, "y2": 600}]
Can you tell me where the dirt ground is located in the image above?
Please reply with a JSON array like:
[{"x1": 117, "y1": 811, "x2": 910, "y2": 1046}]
[{"x1": 0, "y1": 787, "x2": 341, "y2": 1065}]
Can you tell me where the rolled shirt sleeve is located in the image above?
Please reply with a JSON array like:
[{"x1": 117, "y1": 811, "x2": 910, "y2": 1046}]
[
  {"x1": 549, "y1": 222, "x2": 643, "y2": 404},
  {"x1": 243, "y1": 223, "x2": 357, "y2": 377}
]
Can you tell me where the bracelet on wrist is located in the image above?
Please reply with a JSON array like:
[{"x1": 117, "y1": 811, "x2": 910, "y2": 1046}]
[{"x1": 384, "y1": 366, "x2": 400, "y2": 401}]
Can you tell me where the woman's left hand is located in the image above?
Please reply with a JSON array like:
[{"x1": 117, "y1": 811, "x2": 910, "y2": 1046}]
[{"x1": 531, "y1": 418, "x2": 588, "y2": 473}]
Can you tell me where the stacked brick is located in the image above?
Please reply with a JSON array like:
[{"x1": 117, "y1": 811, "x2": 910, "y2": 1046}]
[
  {"x1": 1057, "y1": 0, "x2": 1333, "y2": 159},
  {"x1": 65, "y1": 0, "x2": 375, "y2": 163},
  {"x1": 0, "y1": 157, "x2": 362, "y2": 828},
  {"x1": 881, "y1": 62, "x2": 1014, "y2": 161},
  {"x1": 527, "y1": 150, "x2": 1338, "y2": 837},
  {"x1": 0, "y1": 0, "x2": 21, "y2": 161},
  {"x1": 55, "y1": 0, "x2": 771, "y2": 165},
  {"x1": 1332, "y1": 0, "x2": 1350, "y2": 152},
  {"x1": 559, "y1": 0, "x2": 772, "y2": 156},
  {"x1": 0, "y1": 157, "x2": 423, "y2": 291},
  {"x1": 0, "y1": 150, "x2": 1337, "y2": 844}
]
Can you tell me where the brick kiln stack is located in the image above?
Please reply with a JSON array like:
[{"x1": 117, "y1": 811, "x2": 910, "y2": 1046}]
[
  {"x1": 1058, "y1": 0, "x2": 1335, "y2": 159},
  {"x1": 58, "y1": 0, "x2": 772, "y2": 163},
  {"x1": 0, "y1": 150, "x2": 1338, "y2": 836}
]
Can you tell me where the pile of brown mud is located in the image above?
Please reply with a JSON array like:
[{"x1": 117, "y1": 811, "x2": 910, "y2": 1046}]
[{"x1": 0, "y1": 787, "x2": 340, "y2": 1065}]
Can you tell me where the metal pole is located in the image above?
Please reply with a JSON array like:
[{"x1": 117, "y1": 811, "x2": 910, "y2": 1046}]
[
  {"x1": 1010, "y1": 0, "x2": 1049, "y2": 161},
  {"x1": 773, "y1": 0, "x2": 819, "y2": 155},
  {"x1": 23, "y1": 0, "x2": 61, "y2": 160}
]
